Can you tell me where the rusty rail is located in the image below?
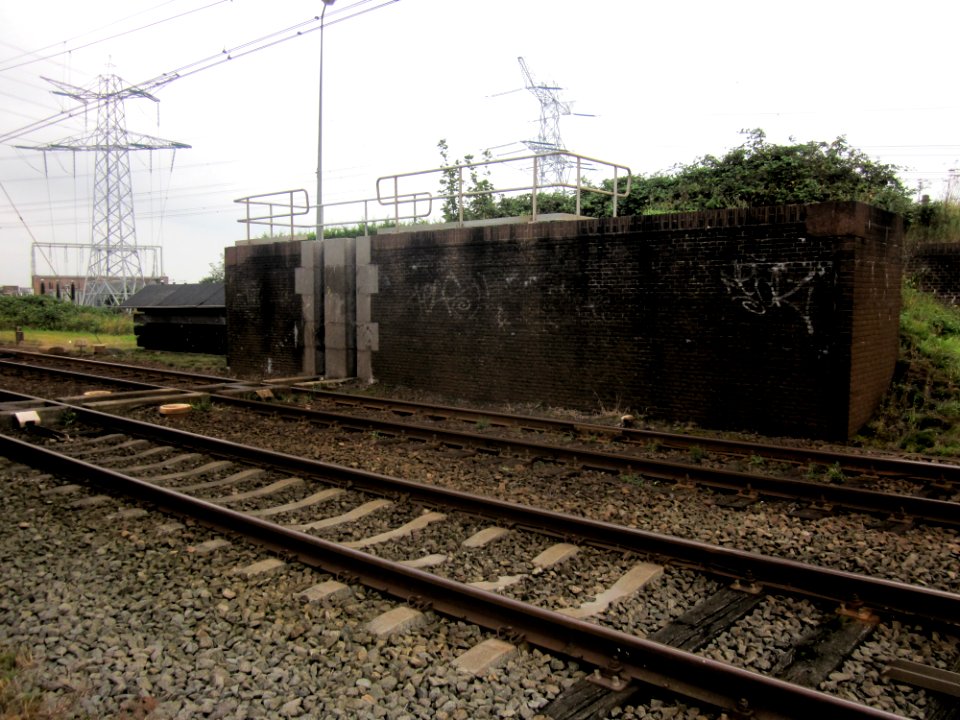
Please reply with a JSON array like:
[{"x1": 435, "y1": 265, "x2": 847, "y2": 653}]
[
  {"x1": 0, "y1": 431, "x2": 909, "y2": 720},
  {"x1": 5, "y1": 401, "x2": 960, "y2": 627}
]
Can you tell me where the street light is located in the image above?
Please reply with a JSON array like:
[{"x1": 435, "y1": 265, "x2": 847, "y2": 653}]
[{"x1": 316, "y1": 0, "x2": 336, "y2": 241}]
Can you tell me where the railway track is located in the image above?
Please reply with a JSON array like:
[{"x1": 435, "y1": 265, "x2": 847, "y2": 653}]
[
  {"x1": 3, "y1": 396, "x2": 960, "y2": 718},
  {"x1": 3, "y1": 354, "x2": 960, "y2": 531},
  {"x1": 4, "y1": 346, "x2": 960, "y2": 486}
]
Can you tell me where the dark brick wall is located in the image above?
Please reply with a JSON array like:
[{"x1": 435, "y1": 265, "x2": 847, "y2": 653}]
[
  {"x1": 824, "y1": 204, "x2": 904, "y2": 435},
  {"x1": 908, "y1": 243, "x2": 960, "y2": 305},
  {"x1": 225, "y1": 242, "x2": 305, "y2": 377},
  {"x1": 369, "y1": 202, "x2": 902, "y2": 439}
]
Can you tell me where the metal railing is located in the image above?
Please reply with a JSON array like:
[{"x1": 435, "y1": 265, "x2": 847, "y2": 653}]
[
  {"x1": 234, "y1": 189, "x2": 309, "y2": 241},
  {"x1": 234, "y1": 189, "x2": 431, "y2": 241},
  {"x1": 235, "y1": 151, "x2": 631, "y2": 241},
  {"x1": 376, "y1": 151, "x2": 631, "y2": 227}
]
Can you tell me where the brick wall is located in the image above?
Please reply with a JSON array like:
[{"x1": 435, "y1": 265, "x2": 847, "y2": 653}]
[
  {"x1": 368, "y1": 202, "x2": 902, "y2": 439},
  {"x1": 225, "y1": 241, "x2": 307, "y2": 377},
  {"x1": 908, "y1": 243, "x2": 960, "y2": 305}
]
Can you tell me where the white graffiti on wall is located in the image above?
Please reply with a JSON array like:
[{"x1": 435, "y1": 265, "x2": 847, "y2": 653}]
[
  {"x1": 411, "y1": 270, "x2": 608, "y2": 330},
  {"x1": 720, "y1": 260, "x2": 830, "y2": 335},
  {"x1": 413, "y1": 273, "x2": 486, "y2": 320}
]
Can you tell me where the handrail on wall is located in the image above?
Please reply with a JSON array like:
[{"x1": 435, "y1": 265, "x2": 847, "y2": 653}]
[
  {"x1": 235, "y1": 151, "x2": 631, "y2": 240},
  {"x1": 376, "y1": 150, "x2": 631, "y2": 227}
]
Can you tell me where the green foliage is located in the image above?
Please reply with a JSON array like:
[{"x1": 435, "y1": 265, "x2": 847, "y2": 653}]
[
  {"x1": 906, "y1": 199, "x2": 960, "y2": 245},
  {"x1": 857, "y1": 285, "x2": 960, "y2": 456},
  {"x1": 495, "y1": 191, "x2": 578, "y2": 217},
  {"x1": 589, "y1": 129, "x2": 912, "y2": 217},
  {"x1": 825, "y1": 463, "x2": 846, "y2": 483},
  {"x1": 304, "y1": 220, "x2": 405, "y2": 242},
  {"x1": 199, "y1": 259, "x2": 224, "y2": 284},
  {"x1": 436, "y1": 130, "x2": 913, "y2": 223},
  {"x1": 437, "y1": 140, "x2": 498, "y2": 222},
  {"x1": 190, "y1": 396, "x2": 213, "y2": 412},
  {"x1": 0, "y1": 295, "x2": 132, "y2": 335}
]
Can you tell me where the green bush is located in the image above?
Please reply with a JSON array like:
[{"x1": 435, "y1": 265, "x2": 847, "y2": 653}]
[
  {"x1": 0, "y1": 295, "x2": 133, "y2": 335},
  {"x1": 906, "y1": 199, "x2": 960, "y2": 246}
]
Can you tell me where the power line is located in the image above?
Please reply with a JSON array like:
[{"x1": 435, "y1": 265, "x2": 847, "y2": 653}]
[
  {"x1": 0, "y1": 0, "x2": 401, "y2": 145},
  {"x1": 0, "y1": 0, "x2": 232, "y2": 73},
  {"x1": 0, "y1": 0, "x2": 181, "y2": 63}
]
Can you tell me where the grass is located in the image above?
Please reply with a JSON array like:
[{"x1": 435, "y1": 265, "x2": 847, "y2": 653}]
[
  {"x1": 856, "y1": 284, "x2": 960, "y2": 456},
  {"x1": 4, "y1": 328, "x2": 138, "y2": 352},
  {"x1": 123, "y1": 350, "x2": 227, "y2": 374},
  {"x1": 1, "y1": 328, "x2": 227, "y2": 374},
  {"x1": 906, "y1": 199, "x2": 960, "y2": 249},
  {"x1": 0, "y1": 648, "x2": 77, "y2": 719}
]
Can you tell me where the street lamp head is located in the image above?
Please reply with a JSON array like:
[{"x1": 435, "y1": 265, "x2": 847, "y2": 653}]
[{"x1": 322, "y1": 0, "x2": 335, "y2": 5}]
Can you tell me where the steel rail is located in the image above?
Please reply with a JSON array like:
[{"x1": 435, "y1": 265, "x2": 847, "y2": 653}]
[
  {"x1": 0, "y1": 432, "x2": 907, "y2": 720},
  {"x1": 0, "y1": 348, "x2": 233, "y2": 385},
  {"x1": 6, "y1": 347, "x2": 960, "y2": 484},
  {"x1": 290, "y1": 386, "x2": 960, "y2": 484},
  {"x1": 0, "y1": 359, "x2": 166, "y2": 391},
  {"x1": 210, "y1": 394, "x2": 960, "y2": 529},
  {"x1": 12, "y1": 400, "x2": 960, "y2": 626},
  {"x1": 2, "y1": 365, "x2": 958, "y2": 527}
]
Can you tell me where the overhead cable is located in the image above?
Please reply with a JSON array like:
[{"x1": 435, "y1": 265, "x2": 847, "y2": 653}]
[
  {"x1": 0, "y1": 0, "x2": 232, "y2": 73},
  {"x1": 0, "y1": 0, "x2": 400, "y2": 145}
]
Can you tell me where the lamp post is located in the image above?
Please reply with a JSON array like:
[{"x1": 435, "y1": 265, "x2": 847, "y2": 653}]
[{"x1": 316, "y1": 0, "x2": 335, "y2": 241}]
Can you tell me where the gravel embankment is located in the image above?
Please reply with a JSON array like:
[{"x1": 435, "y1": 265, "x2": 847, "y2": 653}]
[
  {"x1": 3, "y1": 371, "x2": 960, "y2": 718},
  {"x1": 2, "y1": 458, "x2": 718, "y2": 719}
]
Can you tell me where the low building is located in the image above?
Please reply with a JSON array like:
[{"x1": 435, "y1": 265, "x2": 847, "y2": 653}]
[{"x1": 122, "y1": 283, "x2": 225, "y2": 354}]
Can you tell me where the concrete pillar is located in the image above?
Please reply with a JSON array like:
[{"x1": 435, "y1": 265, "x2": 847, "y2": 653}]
[
  {"x1": 323, "y1": 236, "x2": 357, "y2": 378},
  {"x1": 355, "y1": 236, "x2": 379, "y2": 382},
  {"x1": 295, "y1": 240, "x2": 324, "y2": 376}
]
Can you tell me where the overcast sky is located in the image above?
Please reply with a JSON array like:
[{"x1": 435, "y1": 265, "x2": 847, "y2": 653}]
[{"x1": 1, "y1": 0, "x2": 957, "y2": 287}]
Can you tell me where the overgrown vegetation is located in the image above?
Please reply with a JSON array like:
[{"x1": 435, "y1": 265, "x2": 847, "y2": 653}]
[
  {"x1": 436, "y1": 129, "x2": 918, "y2": 225},
  {"x1": 610, "y1": 129, "x2": 912, "y2": 217},
  {"x1": 857, "y1": 284, "x2": 960, "y2": 455},
  {"x1": 905, "y1": 198, "x2": 960, "y2": 248},
  {"x1": 0, "y1": 295, "x2": 132, "y2": 335}
]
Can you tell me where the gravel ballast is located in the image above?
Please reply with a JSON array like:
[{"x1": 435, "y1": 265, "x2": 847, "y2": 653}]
[
  {"x1": 3, "y1": 372, "x2": 960, "y2": 717},
  {"x1": 1, "y1": 461, "x2": 600, "y2": 719}
]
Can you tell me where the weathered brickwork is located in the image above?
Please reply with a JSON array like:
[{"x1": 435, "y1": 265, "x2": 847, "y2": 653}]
[
  {"x1": 908, "y1": 243, "x2": 960, "y2": 305},
  {"x1": 225, "y1": 241, "x2": 306, "y2": 377},
  {"x1": 369, "y1": 202, "x2": 902, "y2": 439}
]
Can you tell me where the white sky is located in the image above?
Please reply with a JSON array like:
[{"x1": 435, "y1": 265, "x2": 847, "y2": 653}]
[{"x1": 1, "y1": 0, "x2": 958, "y2": 286}]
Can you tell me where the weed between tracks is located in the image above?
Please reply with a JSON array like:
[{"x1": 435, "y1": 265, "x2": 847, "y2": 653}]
[{"x1": 0, "y1": 648, "x2": 78, "y2": 719}]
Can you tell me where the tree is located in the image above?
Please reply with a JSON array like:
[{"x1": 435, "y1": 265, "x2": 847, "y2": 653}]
[
  {"x1": 436, "y1": 140, "x2": 498, "y2": 222},
  {"x1": 199, "y1": 258, "x2": 224, "y2": 284},
  {"x1": 611, "y1": 130, "x2": 913, "y2": 217}
]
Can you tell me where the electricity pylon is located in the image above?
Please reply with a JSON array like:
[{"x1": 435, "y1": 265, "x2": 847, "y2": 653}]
[
  {"x1": 517, "y1": 57, "x2": 590, "y2": 186},
  {"x1": 17, "y1": 74, "x2": 189, "y2": 306}
]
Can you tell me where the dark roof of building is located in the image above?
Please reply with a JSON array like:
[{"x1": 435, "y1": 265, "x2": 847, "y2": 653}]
[{"x1": 121, "y1": 282, "x2": 224, "y2": 309}]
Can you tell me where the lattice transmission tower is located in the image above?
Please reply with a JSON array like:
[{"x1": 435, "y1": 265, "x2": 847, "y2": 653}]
[
  {"x1": 18, "y1": 74, "x2": 189, "y2": 306},
  {"x1": 517, "y1": 57, "x2": 590, "y2": 186},
  {"x1": 946, "y1": 168, "x2": 960, "y2": 204}
]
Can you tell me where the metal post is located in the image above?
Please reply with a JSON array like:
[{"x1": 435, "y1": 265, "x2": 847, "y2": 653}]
[
  {"x1": 289, "y1": 191, "x2": 295, "y2": 239},
  {"x1": 316, "y1": 0, "x2": 336, "y2": 242},
  {"x1": 612, "y1": 167, "x2": 619, "y2": 218},
  {"x1": 457, "y1": 165, "x2": 463, "y2": 227},
  {"x1": 575, "y1": 156, "x2": 582, "y2": 216},
  {"x1": 531, "y1": 157, "x2": 539, "y2": 221},
  {"x1": 393, "y1": 177, "x2": 400, "y2": 228}
]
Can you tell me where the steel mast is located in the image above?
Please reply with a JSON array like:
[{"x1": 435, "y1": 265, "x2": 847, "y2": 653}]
[{"x1": 18, "y1": 74, "x2": 189, "y2": 305}]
